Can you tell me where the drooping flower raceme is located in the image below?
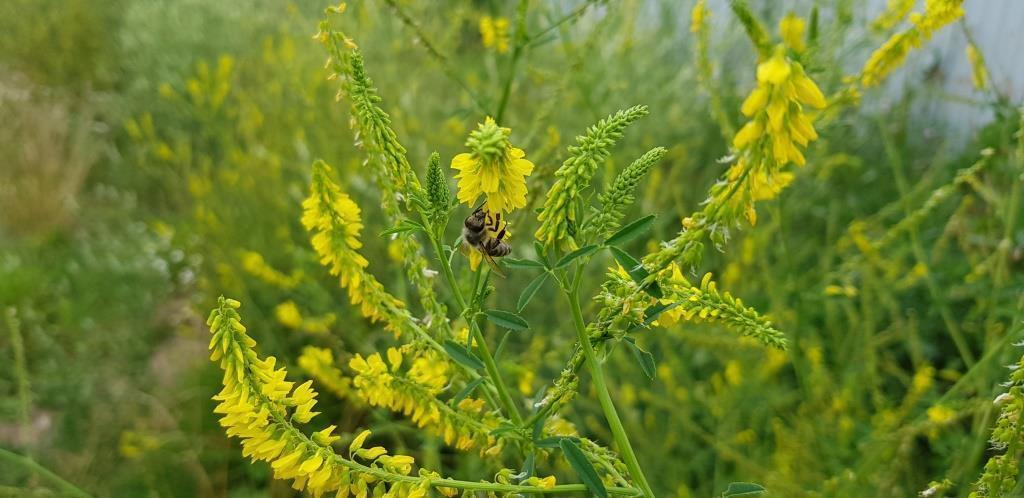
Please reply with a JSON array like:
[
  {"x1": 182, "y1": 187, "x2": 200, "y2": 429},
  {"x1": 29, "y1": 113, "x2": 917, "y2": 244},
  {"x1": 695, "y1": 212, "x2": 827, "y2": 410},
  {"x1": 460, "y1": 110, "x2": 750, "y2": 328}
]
[
  {"x1": 725, "y1": 45, "x2": 826, "y2": 225},
  {"x1": 451, "y1": 117, "x2": 534, "y2": 214},
  {"x1": 302, "y1": 160, "x2": 413, "y2": 338},
  {"x1": 861, "y1": 0, "x2": 965, "y2": 87}
]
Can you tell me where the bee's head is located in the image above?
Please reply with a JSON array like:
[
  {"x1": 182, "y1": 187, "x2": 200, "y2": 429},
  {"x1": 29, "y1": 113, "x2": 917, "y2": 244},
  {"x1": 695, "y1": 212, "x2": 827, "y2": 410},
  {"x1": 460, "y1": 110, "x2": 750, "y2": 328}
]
[{"x1": 465, "y1": 207, "x2": 488, "y2": 229}]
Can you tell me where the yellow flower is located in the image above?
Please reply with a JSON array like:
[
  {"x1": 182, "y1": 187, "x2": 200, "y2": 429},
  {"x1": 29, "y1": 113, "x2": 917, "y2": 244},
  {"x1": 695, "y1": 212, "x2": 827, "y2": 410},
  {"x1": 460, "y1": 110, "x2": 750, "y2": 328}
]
[
  {"x1": 926, "y1": 404, "x2": 958, "y2": 438},
  {"x1": 274, "y1": 300, "x2": 303, "y2": 329},
  {"x1": 966, "y1": 42, "x2": 989, "y2": 91},
  {"x1": 452, "y1": 117, "x2": 535, "y2": 214},
  {"x1": 527, "y1": 476, "x2": 557, "y2": 489},
  {"x1": 479, "y1": 16, "x2": 510, "y2": 54},
  {"x1": 779, "y1": 13, "x2": 807, "y2": 53},
  {"x1": 298, "y1": 346, "x2": 351, "y2": 399},
  {"x1": 861, "y1": 0, "x2": 964, "y2": 87},
  {"x1": 736, "y1": 48, "x2": 825, "y2": 168},
  {"x1": 690, "y1": 0, "x2": 708, "y2": 33}
]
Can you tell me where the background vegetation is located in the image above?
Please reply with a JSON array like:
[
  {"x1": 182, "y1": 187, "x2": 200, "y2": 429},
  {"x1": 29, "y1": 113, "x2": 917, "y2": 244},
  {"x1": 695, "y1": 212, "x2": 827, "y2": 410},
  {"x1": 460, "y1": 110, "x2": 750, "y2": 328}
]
[{"x1": 1, "y1": 0, "x2": 1021, "y2": 496}]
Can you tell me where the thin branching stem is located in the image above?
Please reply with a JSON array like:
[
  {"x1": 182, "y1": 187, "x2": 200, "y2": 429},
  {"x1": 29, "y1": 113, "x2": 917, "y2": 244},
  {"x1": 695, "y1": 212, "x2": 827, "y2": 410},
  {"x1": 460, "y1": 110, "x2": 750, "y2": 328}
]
[{"x1": 565, "y1": 264, "x2": 655, "y2": 498}]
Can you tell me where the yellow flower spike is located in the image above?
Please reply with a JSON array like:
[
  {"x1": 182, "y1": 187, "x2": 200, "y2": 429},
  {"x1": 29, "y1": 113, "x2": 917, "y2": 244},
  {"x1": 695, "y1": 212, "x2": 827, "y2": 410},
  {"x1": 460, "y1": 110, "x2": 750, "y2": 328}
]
[
  {"x1": 303, "y1": 160, "x2": 414, "y2": 338},
  {"x1": 451, "y1": 117, "x2": 535, "y2": 214}
]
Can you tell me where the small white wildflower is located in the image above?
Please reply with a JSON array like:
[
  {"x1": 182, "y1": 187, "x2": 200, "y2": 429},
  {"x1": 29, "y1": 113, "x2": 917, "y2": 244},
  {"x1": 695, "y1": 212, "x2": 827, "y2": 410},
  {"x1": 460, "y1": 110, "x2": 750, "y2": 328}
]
[{"x1": 422, "y1": 268, "x2": 438, "y2": 278}]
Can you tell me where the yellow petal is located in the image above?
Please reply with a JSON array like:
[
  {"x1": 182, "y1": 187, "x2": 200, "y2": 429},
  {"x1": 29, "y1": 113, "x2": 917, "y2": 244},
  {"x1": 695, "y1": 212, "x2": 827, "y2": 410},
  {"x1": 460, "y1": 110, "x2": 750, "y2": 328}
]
[
  {"x1": 756, "y1": 54, "x2": 791, "y2": 85},
  {"x1": 793, "y1": 73, "x2": 826, "y2": 108},
  {"x1": 740, "y1": 87, "x2": 769, "y2": 116}
]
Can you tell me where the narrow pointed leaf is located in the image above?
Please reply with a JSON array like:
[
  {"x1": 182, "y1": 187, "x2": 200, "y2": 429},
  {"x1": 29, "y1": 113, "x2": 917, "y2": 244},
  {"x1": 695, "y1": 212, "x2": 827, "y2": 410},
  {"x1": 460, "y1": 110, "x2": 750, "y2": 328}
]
[
  {"x1": 443, "y1": 340, "x2": 484, "y2": 371},
  {"x1": 450, "y1": 378, "x2": 485, "y2": 405},
  {"x1": 722, "y1": 482, "x2": 767, "y2": 497},
  {"x1": 559, "y1": 439, "x2": 607, "y2": 498},
  {"x1": 604, "y1": 214, "x2": 656, "y2": 247},
  {"x1": 483, "y1": 309, "x2": 530, "y2": 331},
  {"x1": 623, "y1": 337, "x2": 656, "y2": 380},
  {"x1": 517, "y1": 273, "x2": 550, "y2": 312},
  {"x1": 504, "y1": 258, "x2": 547, "y2": 269},
  {"x1": 554, "y1": 244, "x2": 600, "y2": 269}
]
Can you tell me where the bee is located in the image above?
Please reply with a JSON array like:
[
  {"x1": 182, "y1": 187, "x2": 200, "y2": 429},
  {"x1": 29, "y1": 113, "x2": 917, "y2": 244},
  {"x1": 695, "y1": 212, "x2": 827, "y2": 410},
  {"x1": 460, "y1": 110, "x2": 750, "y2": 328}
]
[{"x1": 462, "y1": 206, "x2": 511, "y2": 276}]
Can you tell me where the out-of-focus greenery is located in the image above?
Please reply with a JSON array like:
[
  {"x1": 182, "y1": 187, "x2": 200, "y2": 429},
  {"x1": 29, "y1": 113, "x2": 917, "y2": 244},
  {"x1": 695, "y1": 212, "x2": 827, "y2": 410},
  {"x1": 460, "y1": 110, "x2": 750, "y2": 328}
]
[{"x1": 1, "y1": 1, "x2": 1021, "y2": 497}]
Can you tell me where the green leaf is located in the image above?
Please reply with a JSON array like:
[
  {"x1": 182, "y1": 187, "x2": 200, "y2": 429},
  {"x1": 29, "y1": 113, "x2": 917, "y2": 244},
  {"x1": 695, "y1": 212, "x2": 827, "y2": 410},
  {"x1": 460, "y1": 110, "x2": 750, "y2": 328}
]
[
  {"x1": 450, "y1": 378, "x2": 484, "y2": 405},
  {"x1": 643, "y1": 302, "x2": 680, "y2": 326},
  {"x1": 608, "y1": 247, "x2": 664, "y2": 299},
  {"x1": 493, "y1": 330, "x2": 512, "y2": 360},
  {"x1": 535, "y1": 437, "x2": 564, "y2": 449},
  {"x1": 623, "y1": 337, "x2": 656, "y2": 380},
  {"x1": 609, "y1": 245, "x2": 640, "y2": 269},
  {"x1": 559, "y1": 439, "x2": 607, "y2": 498},
  {"x1": 443, "y1": 340, "x2": 484, "y2": 371},
  {"x1": 379, "y1": 219, "x2": 425, "y2": 237},
  {"x1": 554, "y1": 244, "x2": 600, "y2": 269},
  {"x1": 483, "y1": 309, "x2": 530, "y2": 331},
  {"x1": 517, "y1": 273, "x2": 550, "y2": 312},
  {"x1": 504, "y1": 258, "x2": 546, "y2": 269},
  {"x1": 605, "y1": 214, "x2": 656, "y2": 247},
  {"x1": 722, "y1": 482, "x2": 767, "y2": 497}
]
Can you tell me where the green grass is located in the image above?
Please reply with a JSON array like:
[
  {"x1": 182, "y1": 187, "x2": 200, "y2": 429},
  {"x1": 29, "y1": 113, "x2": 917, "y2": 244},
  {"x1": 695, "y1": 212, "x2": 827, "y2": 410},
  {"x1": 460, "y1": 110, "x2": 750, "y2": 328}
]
[{"x1": 1, "y1": 1, "x2": 1021, "y2": 497}]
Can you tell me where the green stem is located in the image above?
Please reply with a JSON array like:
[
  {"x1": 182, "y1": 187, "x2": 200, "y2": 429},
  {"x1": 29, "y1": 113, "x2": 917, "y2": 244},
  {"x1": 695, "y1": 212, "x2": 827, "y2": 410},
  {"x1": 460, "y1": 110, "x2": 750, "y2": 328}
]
[
  {"x1": 565, "y1": 266, "x2": 655, "y2": 498},
  {"x1": 494, "y1": 0, "x2": 530, "y2": 123},
  {"x1": 0, "y1": 448, "x2": 91, "y2": 498},
  {"x1": 471, "y1": 321, "x2": 524, "y2": 425},
  {"x1": 425, "y1": 231, "x2": 523, "y2": 424}
]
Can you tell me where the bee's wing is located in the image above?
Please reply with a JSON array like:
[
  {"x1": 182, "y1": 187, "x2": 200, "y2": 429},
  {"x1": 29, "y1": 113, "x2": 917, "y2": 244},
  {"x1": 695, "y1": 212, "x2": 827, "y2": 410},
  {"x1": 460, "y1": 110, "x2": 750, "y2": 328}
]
[{"x1": 481, "y1": 252, "x2": 507, "y2": 278}]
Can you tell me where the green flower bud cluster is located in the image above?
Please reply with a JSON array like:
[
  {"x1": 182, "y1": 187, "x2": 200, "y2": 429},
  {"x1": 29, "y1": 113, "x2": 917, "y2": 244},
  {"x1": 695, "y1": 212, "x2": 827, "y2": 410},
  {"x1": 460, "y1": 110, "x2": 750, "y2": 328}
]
[
  {"x1": 535, "y1": 105, "x2": 649, "y2": 250},
  {"x1": 424, "y1": 152, "x2": 451, "y2": 227},
  {"x1": 586, "y1": 147, "x2": 667, "y2": 240}
]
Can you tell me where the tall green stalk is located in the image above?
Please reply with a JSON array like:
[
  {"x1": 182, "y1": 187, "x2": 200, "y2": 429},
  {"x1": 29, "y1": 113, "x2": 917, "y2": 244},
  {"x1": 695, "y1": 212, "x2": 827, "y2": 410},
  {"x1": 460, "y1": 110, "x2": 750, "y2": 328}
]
[
  {"x1": 565, "y1": 265, "x2": 655, "y2": 498},
  {"x1": 425, "y1": 231, "x2": 523, "y2": 424}
]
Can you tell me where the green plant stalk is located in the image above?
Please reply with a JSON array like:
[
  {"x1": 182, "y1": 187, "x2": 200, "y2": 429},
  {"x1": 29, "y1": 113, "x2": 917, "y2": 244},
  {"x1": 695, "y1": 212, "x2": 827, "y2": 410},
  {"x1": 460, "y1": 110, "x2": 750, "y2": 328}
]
[
  {"x1": 565, "y1": 265, "x2": 655, "y2": 498},
  {"x1": 471, "y1": 317, "x2": 524, "y2": 425},
  {"x1": 495, "y1": 0, "x2": 530, "y2": 123},
  {"x1": 5, "y1": 309, "x2": 30, "y2": 454},
  {"x1": 424, "y1": 229, "x2": 523, "y2": 424},
  {"x1": 0, "y1": 448, "x2": 91, "y2": 498}
]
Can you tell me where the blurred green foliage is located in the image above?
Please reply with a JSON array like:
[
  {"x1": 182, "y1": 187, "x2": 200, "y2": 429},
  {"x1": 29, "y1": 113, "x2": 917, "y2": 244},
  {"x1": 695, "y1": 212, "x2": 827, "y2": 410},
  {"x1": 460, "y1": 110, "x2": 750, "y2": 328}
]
[{"x1": 1, "y1": 1, "x2": 1022, "y2": 497}]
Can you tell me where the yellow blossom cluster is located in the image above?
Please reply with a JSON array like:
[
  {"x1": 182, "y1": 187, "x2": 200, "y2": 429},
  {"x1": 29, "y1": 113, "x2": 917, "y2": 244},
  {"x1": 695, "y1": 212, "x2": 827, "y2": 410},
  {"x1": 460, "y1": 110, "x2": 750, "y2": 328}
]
[
  {"x1": 349, "y1": 349, "x2": 504, "y2": 453},
  {"x1": 240, "y1": 250, "x2": 302, "y2": 289},
  {"x1": 726, "y1": 45, "x2": 825, "y2": 224},
  {"x1": 298, "y1": 346, "x2": 352, "y2": 400},
  {"x1": 451, "y1": 117, "x2": 535, "y2": 215},
  {"x1": 656, "y1": 268, "x2": 787, "y2": 350},
  {"x1": 861, "y1": 0, "x2": 965, "y2": 87},
  {"x1": 478, "y1": 16, "x2": 510, "y2": 54},
  {"x1": 207, "y1": 297, "x2": 432, "y2": 497},
  {"x1": 275, "y1": 300, "x2": 336, "y2": 334},
  {"x1": 302, "y1": 160, "x2": 413, "y2": 338}
]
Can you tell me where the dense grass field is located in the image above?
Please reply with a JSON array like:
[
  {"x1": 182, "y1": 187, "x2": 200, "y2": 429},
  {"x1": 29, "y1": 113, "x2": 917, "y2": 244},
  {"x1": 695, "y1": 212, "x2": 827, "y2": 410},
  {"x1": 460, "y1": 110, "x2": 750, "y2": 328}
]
[{"x1": 2, "y1": 1, "x2": 1023, "y2": 497}]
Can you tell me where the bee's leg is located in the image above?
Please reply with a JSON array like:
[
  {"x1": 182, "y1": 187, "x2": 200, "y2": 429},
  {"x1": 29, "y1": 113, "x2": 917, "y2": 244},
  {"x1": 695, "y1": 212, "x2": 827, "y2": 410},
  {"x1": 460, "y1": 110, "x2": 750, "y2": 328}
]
[{"x1": 494, "y1": 228, "x2": 507, "y2": 242}]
